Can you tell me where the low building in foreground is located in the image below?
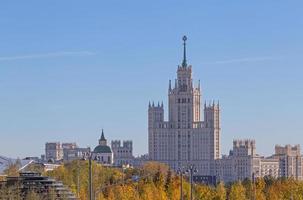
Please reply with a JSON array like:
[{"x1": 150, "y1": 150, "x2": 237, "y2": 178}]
[{"x1": 0, "y1": 172, "x2": 77, "y2": 199}]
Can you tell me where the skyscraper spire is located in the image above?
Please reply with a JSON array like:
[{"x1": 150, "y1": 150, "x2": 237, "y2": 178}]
[{"x1": 182, "y1": 35, "x2": 187, "y2": 67}]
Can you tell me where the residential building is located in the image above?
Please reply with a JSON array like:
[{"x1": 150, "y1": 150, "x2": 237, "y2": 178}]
[
  {"x1": 216, "y1": 139, "x2": 261, "y2": 182},
  {"x1": 63, "y1": 147, "x2": 90, "y2": 161},
  {"x1": 260, "y1": 157, "x2": 279, "y2": 178},
  {"x1": 272, "y1": 144, "x2": 303, "y2": 180},
  {"x1": 148, "y1": 36, "x2": 220, "y2": 175},
  {"x1": 111, "y1": 140, "x2": 134, "y2": 166},
  {"x1": 45, "y1": 142, "x2": 63, "y2": 162},
  {"x1": 133, "y1": 154, "x2": 149, "y2": 167}
]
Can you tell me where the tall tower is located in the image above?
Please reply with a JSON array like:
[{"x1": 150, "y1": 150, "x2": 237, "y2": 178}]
[
  {"x1": 148, "y1": 102, "x2": 164, "y2": 160},
  {"x1": 168, "y1": 36, "x2": 201, "y2": 128},
  {"x1": 204, "y1": 101, "x2": 220, "y2": 159},
  {"x1": 148, "y1": 36, "x2": 220, "y2": 175}
]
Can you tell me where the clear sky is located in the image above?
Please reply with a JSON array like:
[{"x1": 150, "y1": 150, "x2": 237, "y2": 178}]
[{"x1": 0, "y1": 1, "x2": 303, "y2": 158}]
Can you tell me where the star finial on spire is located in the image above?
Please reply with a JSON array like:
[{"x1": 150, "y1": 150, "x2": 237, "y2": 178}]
[{"x1": 182, "y1": 35, "x2": 187, "y2": 67}]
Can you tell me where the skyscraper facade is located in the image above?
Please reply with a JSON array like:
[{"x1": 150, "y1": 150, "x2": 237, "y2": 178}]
[{"x1": 148, "y1": 36, "x2": 220, "y2": 175}]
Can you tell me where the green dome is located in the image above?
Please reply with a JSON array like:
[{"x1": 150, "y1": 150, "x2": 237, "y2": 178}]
[{"x1": 93, "y1": 145, "x2": 112, "y2": 153}]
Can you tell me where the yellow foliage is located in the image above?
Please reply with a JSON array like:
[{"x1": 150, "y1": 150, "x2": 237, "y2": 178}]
[
  {"x1": 229, "y1": 181, "x2": 246, "y2": 200},
  {"x1": 41, "y1": 160, "x2": 303, "y2": 200}
]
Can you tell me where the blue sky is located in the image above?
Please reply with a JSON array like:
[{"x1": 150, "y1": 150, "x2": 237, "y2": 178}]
[{"x1": 0, "y1": 1, "x2": 303, "y2": 158}]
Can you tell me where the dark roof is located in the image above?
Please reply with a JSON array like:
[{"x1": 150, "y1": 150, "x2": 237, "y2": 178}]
[
  {"x1": 93, "y1": 145, "x2": 112, "y2": 153},
  {"x1": 100, "y1": 129, "x2": 106, "y2": 141}
]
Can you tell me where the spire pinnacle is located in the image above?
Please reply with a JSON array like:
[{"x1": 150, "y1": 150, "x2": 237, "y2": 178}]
[
  {"x1": 182, "y1": 35, "x2": 187, "y2": 67},
  {"x1": 100, "y1": 129, "x2": 106, "y2": 141}
]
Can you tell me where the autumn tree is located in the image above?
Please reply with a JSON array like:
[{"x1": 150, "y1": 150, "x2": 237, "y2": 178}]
[
  {"x1": 214, "y1": 182, "x2": 226, "y2": 200},
  {"x1": 229, "y1": 181, "x2": 246, "y2": 200}
]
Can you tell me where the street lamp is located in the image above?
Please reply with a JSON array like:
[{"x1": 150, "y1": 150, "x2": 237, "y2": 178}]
[
  {"x1": 83, "y1": 148, "x2": 94, "y2": 200},
  {"x1": 186, "y1": 165, "x2": 198, "y2": 200},
  {"x1": 177, "y1": 167, "x2": 185, "y2": 200}
]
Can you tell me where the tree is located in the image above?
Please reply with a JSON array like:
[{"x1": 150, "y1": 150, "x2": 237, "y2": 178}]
[
  {"x1": 214, "y1": 182, "x2": 226, "y2": 200},
  {"x1": 165, "y1": 169, "x2": 173, "y2": 198},
  {"x1": 153, "y1": 167, "x2": 165, "y2": 188},
  {"x1": 25, "y1": 190, "x2": 41, "y2": 200},
  {"x1": 4, "y1": 160, "x2": 20, "y2": 177},
  {"x1": 229, "y1": 181, "x2": 246, "y2": 200},
  {"x1": 255, "y1": 178, "x2": 266, "y2": 200},
  {"x1": 195, "y1": 184, "x2": 214, "y2": 200}
]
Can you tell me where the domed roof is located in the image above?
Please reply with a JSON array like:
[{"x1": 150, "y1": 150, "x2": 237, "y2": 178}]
[{"x1": 93, "y1": 145, "x2": 112, "y2": 153}]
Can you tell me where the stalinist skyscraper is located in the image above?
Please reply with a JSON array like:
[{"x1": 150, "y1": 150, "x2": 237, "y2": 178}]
[{"x1": 148, "y1": 36, "x2": 220, "y2": 175}]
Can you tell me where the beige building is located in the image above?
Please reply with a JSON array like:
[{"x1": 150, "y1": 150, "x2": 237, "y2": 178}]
[
  {"x1": 272, "y1": 144, "x2": 302, "y2": 180},
  {"x1": 111, "y1": 140, "x2": 134, "y2": 166},
  {"x1": 148, "y1": 36, "x2": 220, "y2": 175},
  {"x1": 216, "y1": 139, "x2": 260, "y2": 182},
  {"x1": 216, "y1": 140, "x2": 300, "y2": 183},
  {"x1": 260, "y1": 157, "x2": 279, "y2": 178},
  {"x1": 45, "y1": 142, "x2": 63, "y2": 162}
]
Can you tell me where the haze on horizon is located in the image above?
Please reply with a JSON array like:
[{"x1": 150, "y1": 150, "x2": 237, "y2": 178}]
[{"x1": 0, "y1": 1, "x2": 303, "y2": 158}]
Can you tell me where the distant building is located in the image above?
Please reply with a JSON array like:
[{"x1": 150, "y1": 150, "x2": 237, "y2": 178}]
[
  {"x1": 45, "y1": 141, "x2": 90, "y2": 162},
  {"x1": 62, "y1": 142, "x2": 77, "y2": 150},
  {"x1": 111, "y1": 140, "x2": 134, "y2": 166},
  {"x1": 45, "y1": 142, "x2": 63, "y2": 162},
  {"x1": 63, "y1": 147, "x2": 90, "y2": 161},
  {"x1": 272, "y1": 144, "x2": 302, "y2": 180},
  {"x1": 92, "y1": 130, "x2": 113, "y2": 165},
  {"x1": 148, "y1": 36, "x2": 220, "y2": 176},
  {"x1": 216, "y1": 139, "x2": 261, "y2": 182},
  {"x1": 133, "y1": 154, "x2": 149, "y2": 167},
  {"x1": 260, "y1": 157, "x2": 279, "y2": 178}
]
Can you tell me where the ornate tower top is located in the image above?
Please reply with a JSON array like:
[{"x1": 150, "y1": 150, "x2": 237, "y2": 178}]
[
  {"x1": 182, "y1": 35, "x2": 187, "y2": 67},
  {"x1": 99, "y1": 129, "x2": 107, "y2": 146}
]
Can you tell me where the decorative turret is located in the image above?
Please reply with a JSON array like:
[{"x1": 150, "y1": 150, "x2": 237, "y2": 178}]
[
  {"x1": 99, "y1": 129, "x2": 107, "y2": 146},
  {"x1": 148, "y1": 101, "x2": 164, "y2": 128},
  {"x1": 204, "y1": 100, "x2": 220, "y2": 128}
]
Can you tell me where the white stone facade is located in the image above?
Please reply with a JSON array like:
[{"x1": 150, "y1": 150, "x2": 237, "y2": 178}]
[
  {"x1": 148, "y1": 37, "x2": 220, "y2": 175},
  {"x1": 45, "y1": 142, "x2": 63, "y2": 162},
  {"x1": 111, "y1": 140, "x2": 134, "y2": 166},
  {"x1": 260, "y1": 157, "x2": 279, "y2": 178},
  {"x1": 216, "y1": 139, "x2": 260, "y2": 182},
  {"x1": 273, "y1": 144, "x2": 303, "y2": 180}
]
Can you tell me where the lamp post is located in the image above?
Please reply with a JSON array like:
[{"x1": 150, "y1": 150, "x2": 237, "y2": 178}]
[
  {"x1": 177, "y1": 167, "x2": 185, "y2": 200},
  {"x1": 186, "y1": 165, "x2": 198, "y2": 200},
  {"x1": 83, "y1": 148, "x2": 93, "y2": 200},
  {"x1": 89, "y1": 152, "x2": 93, "y2": 200}
]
